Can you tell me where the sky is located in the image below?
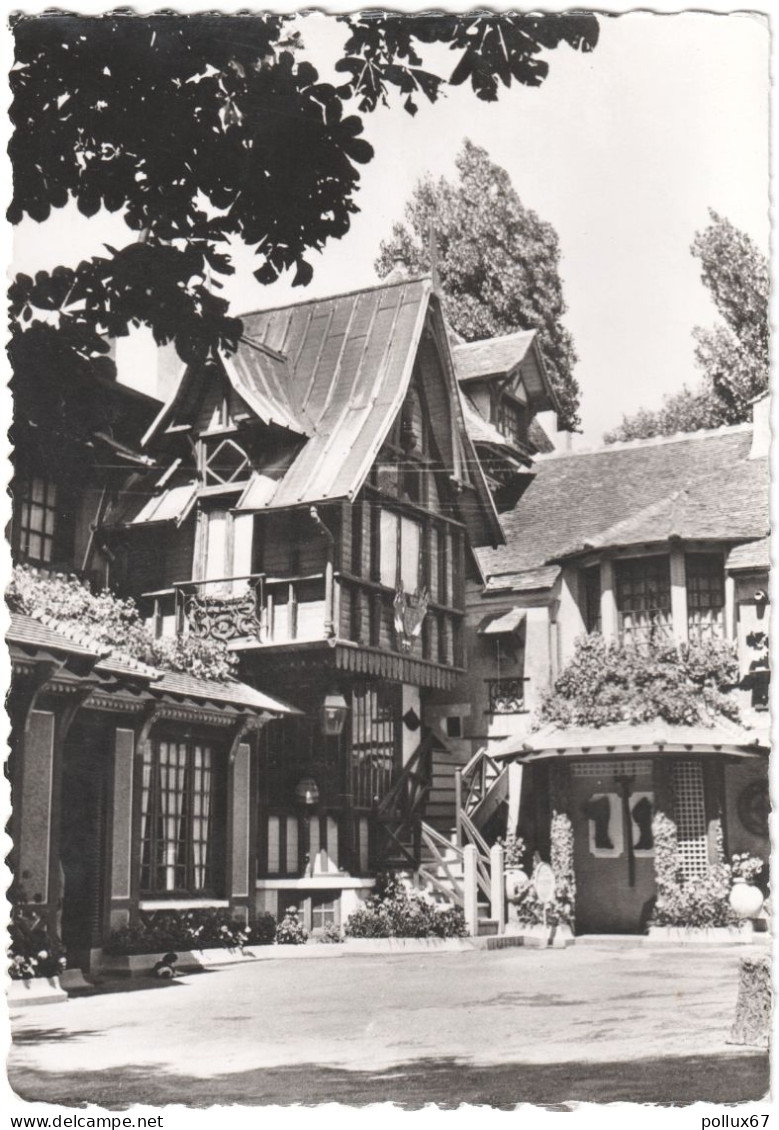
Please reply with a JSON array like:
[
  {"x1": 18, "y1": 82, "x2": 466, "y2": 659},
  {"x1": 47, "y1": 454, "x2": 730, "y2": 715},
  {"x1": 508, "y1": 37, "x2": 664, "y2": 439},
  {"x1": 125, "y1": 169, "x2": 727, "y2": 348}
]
[{"x1": 11, "y1": 9, "x2": 770, "y2": 444}]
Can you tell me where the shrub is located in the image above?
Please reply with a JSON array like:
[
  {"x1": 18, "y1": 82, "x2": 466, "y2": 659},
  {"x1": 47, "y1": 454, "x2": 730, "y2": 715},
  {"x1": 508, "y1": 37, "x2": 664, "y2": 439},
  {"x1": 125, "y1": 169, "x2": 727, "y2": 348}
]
[
  {"x1": 7, "y1": 565, "x2": 235, "y2": 682},
  {"x1": 104, "y1": 908, "x2": 255, "y2": 955},
  {"x1": 650, "y1": 811, "x2": 765, "y2": 928},
  {"x1": 248, "y1": 911, "x2": 277, "y2": 946},
  {"x1": 8, "y1": 900, "x2": 67, "y2": 980},
  {"x1": 540, "y1": 633, "x2": 740, "y2": 729},
  {"x1": 344, "y1": 874, "x2": 467, "y2": 939},
  {"x1": 275, "y1": 906, "x2": 309, "y2": 945},
  {"x1": 316, "y1": 923, "x2": 345, "y2": 944}
]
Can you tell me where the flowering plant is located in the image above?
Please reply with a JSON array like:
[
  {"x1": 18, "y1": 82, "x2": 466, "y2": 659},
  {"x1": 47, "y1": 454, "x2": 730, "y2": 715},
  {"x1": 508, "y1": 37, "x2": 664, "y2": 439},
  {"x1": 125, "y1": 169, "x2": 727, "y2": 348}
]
[
  {"x1": 344, "y1": 873, "x2": 467, "y2": 939},
  {"x1": 105, "y1": 907, "x2": 273, "y2": 954},
  {"x1": 275, "y1": 906, "x2": 309, "y2": 945},
  {"x1": 730, "y1": 852, "x2": 765, "y2": 884},
  {"x1": 497, "y1": 831, "x2": 526, "y2": 869}
]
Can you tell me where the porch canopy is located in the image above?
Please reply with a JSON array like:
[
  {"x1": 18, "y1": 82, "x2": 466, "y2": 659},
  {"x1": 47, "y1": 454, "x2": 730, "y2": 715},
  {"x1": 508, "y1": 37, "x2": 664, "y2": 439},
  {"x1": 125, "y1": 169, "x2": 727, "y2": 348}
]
[
  {"x1": 477, "y1": 607, "x2": 526, "y2": 635},
  {"x1": 492, "y1": 718, "x2": 769, "y2": 765}
]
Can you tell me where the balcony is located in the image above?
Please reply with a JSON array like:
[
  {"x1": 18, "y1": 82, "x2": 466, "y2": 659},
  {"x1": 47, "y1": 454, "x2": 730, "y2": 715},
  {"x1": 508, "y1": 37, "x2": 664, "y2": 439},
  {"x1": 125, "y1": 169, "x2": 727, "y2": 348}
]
[
  {"x1": 485, "y1": 677, "x2": 526, "y2": 714},
  {"x1": 172, "y1": 573, "x2": 328, "y2": 645}
]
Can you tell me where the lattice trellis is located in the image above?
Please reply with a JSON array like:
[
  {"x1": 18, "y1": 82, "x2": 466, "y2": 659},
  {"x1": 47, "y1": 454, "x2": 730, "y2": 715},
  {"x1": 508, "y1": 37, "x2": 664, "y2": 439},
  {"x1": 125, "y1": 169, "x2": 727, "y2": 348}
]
[
  {"x1": 572, "y1": 760, "x2": 652, "y2": 778},
  {"x1": 673, "y1": 760, "x2": 709, "y2": 879}
]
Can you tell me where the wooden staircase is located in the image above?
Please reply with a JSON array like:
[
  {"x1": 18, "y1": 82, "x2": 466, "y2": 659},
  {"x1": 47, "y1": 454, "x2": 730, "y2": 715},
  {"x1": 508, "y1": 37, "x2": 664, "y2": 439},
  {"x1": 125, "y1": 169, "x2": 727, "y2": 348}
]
[{"x1": 375, "y1": 736, "x2": 510, "y2": 937}]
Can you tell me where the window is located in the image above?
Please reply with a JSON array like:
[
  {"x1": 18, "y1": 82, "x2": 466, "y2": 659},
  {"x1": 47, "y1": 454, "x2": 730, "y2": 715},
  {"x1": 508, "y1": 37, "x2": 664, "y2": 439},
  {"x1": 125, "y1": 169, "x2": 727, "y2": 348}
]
[
  {"x1": 616, "y1": 556, "x2": 672, "y2": 648},
  {"x1": 200, "y1": 436, "x2": 249, "y2": 486},
  {"x1": 311, "y1": 895, "x2": 337, "y2": 931},
  {"x1": 495, "y1": 397, "x2": 528, "y2": 447},
  {"x1": 140, "y1": 738, "x2": 220, "y2": 895},
  {"x1": 583, "y1": 565, "x2": 601, "y2": 634},
  {"x1": 686, "y1": 554, "x2": 725, "y2": 642},
  {"x1": 16, "y1": 476, "x2": 57, "y2": 563},
  {"x1": 379, "y1": 510, "x2": 421, "y2": 591},
  {"x1": 445, "y1": 715, "x2": 463, "y2": 739},
  {"x1": 351, "y1": 682, "x2": 401, "y2": 807}
]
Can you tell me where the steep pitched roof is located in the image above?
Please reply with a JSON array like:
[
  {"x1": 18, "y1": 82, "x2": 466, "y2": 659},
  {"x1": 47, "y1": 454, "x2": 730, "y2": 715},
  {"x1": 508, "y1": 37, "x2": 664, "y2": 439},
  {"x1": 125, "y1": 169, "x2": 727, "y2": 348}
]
[
  {"x1": 479, "y1": 424, "x2": 768, "y2": 582},
  {"x1": 236, "y1": 277, "x2": 433, "y2": 510},
  {"x1": 453, "y1": 330, "x2": 537, "y2": 380}
]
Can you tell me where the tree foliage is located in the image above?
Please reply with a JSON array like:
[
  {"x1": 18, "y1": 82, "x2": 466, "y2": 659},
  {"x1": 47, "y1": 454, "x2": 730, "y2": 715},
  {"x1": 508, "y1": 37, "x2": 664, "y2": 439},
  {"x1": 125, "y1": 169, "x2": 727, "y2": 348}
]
[
  {"x1": 9, "y1": 12, "x2": 598, "y2": 378},
  {"x1": 376, "y1": 140, "x2": 581, "y2": 429},
  {"x1": 605, "y1": 211, "x2": 769, "y2": 444},
  {"x1": 540, "y1": 633, "x2": 741, "y2": 728}
]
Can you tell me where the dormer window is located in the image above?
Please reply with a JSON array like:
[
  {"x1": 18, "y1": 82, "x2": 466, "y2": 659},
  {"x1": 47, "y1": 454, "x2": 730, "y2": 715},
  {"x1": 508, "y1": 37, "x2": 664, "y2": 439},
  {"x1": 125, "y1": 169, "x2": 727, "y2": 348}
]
[{"x1": 495, "y1": 396, "x2": 528, "y2": 448}]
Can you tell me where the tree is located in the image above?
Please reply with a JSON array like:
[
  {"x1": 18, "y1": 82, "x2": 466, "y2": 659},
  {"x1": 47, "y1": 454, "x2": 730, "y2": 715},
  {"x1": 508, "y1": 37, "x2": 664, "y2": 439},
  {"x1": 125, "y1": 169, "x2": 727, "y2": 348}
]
[
  {"x1": 604, "y1": 211, "x2": 768, "y2": 444},
  {"x1": 9, "y1": 12, "x2": 599, "y2": 380},
  {"x1": 375, "y1": 140, "x2": 581, "y2": 429}
]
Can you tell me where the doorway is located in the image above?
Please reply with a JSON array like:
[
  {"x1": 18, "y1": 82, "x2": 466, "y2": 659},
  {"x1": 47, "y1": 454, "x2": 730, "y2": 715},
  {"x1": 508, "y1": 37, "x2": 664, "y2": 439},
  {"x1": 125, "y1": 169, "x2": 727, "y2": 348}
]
[
  {"x1": 59, "y1": 720, "x2": 107, "y2": 968},
  {"x1": 571, "y1": 759, "x2": 656, "y2": 934}
]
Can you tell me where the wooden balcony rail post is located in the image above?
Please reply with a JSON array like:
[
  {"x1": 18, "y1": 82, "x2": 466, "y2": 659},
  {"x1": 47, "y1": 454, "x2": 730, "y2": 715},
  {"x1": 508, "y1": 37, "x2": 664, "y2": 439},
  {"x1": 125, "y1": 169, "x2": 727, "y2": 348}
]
[
  {"x1": 490, "y1": 841, "x2": 505, "y2": 935},
  {"x1": 454, "y1": 769, "x2": 463, "y2": 848},
  {"x1": 463, "y1": 843, "x2": 479, "y2": 936}
]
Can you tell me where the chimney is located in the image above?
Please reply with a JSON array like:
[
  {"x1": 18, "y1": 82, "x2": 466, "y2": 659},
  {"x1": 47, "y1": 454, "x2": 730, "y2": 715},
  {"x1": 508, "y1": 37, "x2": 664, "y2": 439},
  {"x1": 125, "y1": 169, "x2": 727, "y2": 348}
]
[
  {"x1": 385, "y1": 255, "x2": 409, "y2": 284},
  {"x1": 750, "y1": 392, "x2": 770, "y2": 459}
]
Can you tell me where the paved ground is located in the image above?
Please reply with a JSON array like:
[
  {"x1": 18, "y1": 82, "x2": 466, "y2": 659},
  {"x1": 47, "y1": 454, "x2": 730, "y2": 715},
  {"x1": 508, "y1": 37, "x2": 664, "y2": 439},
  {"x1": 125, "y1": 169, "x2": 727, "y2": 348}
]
[{"x1": 8, "y1": 942, "x2": 770, "y2": 1108}]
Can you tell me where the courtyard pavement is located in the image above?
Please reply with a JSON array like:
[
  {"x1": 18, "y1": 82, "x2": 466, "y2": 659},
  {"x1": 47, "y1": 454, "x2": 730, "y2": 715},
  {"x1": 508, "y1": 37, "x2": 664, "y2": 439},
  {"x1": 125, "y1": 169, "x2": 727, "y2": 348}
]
[{"x1": 8, "y1": 942, "x2": 770, "y2": 1108}]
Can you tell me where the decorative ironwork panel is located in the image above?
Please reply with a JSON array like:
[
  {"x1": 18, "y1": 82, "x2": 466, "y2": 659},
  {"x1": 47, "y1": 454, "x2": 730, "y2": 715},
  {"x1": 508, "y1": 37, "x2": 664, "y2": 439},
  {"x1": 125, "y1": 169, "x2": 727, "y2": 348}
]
[{"x1": 486, "y1": 677, "x2": 525, "y2": 714}]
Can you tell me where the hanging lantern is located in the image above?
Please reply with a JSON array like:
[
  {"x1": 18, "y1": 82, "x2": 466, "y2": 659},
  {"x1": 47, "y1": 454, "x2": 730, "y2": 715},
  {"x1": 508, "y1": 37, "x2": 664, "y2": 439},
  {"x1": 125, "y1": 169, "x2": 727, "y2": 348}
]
[
  {"x1": 294, "y1": 777, "x2": 320, "y2": 808},
  {"x1": 319, "y1": 692, "x2": 349, "y2": 737}
]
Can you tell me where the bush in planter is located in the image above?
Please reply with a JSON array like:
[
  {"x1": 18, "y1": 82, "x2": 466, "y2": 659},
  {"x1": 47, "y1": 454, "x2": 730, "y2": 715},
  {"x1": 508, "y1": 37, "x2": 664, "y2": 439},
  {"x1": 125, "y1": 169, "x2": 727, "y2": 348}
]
[
  {"x1": 276, "y1": 906, "x2": 309, "y2": 945},
  {"x1": 104, "y1": 907, "x2": 257, "y2": 955},
  {"x1": 344, "y1": 874, "x2": 467, "y2": 939}
]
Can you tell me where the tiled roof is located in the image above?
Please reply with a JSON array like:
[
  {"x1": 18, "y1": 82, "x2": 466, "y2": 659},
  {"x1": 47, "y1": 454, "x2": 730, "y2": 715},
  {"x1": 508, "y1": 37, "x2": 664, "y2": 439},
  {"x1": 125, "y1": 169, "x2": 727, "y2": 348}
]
[
  {"x1": 479, "y1": 424, "x2": 768, "y2": 582},
  {"x1": 453, "y1": 330, "x2": 537, "y2": 381},
  {"x1": 7, "y1": 613, "x2": 102, "y2": 659},
  {"x1": 152, "y1": 671, "x2": 299, "y2": 714},
  {"x1": 727, "y1": 537, "x2": 770, "y2": 571},
  {"x1": 7, "y1": 613, "x2": 295, "y2": 715}
]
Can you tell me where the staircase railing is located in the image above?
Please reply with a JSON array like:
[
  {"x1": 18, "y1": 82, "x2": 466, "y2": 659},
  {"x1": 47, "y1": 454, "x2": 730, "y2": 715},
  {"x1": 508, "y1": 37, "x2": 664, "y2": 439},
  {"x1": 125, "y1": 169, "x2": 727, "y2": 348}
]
[
  {"x1": 458, "y1": 811, "x2": 492, "y2": 902},
  {"x1": 375, "y1": 730, "x2": 436, "y2": 869},
  {"x1": 455, "y1": 745, "x2": 508, "y2": 845},
  {"x1": 418, "y1": 823, "x2": 465, "y2": 908}
]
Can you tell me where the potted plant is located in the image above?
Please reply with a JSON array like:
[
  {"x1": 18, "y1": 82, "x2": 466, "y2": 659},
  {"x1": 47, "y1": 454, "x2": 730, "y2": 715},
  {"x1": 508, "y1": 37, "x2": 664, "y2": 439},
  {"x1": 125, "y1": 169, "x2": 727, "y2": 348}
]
[{"x1": 498, "y1": 831, "x2": 528, "y2": 901}]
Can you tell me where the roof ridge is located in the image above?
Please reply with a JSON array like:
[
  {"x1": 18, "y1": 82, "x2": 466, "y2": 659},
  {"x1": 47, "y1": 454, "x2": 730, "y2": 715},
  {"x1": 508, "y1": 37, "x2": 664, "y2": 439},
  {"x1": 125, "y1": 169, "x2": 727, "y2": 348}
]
[
  {"x1": 237, "y1": 274, "x2": 432, "y2": 319},
  {"x1": 534, "y1": 420, "x2": 754, "y2": 460}
]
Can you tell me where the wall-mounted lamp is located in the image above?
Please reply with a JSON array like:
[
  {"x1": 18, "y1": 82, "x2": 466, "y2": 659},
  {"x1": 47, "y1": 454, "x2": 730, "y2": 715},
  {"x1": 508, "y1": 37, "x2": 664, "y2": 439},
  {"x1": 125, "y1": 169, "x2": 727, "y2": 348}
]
[
  {"x1": 294, "y1": 777, "x2": 320, "y2": 808},
  {"x1": 319, "y1": 692, "x2": 349, "y2": 737}
]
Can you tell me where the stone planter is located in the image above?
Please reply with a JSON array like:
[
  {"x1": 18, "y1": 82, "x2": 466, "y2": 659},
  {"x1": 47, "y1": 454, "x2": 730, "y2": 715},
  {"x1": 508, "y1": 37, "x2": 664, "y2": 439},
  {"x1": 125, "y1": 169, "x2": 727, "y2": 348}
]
[
  {"x1": 646, "y1": 923, "x2": 754, "y2": 945},
  {"x1": 7, "y1": 976, "x2": 67, "y2": 1007},
  {"x1": 517, "y1": 922, "x2": 575, "y2": 949}
]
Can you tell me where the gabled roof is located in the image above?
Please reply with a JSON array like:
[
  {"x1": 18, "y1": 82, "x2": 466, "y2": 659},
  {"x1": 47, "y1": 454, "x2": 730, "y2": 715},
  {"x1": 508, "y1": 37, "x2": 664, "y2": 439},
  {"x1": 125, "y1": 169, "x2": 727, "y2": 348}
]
[
  {"x1": 452, "y1": 329, "x2": 559, "y2": 413},
  {"x1": 453, "y1": 330, "x2": 537, "y2": 381},
  {"x1": 236, "y1": 277, "x2": 434, "y2": 510},
  {"x1": 479, "y1": 424, "x2": 768, "y2": 584}
]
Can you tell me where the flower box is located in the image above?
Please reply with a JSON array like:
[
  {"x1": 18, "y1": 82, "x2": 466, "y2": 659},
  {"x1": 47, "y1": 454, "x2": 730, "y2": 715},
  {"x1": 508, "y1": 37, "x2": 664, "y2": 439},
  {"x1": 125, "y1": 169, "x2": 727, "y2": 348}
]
[
  {"x1": 7, "y1": 976, "x2": 67, "y2": 1008},
  {"x1": 646, "y1": 923, "x2": 754, "y2": 945}
]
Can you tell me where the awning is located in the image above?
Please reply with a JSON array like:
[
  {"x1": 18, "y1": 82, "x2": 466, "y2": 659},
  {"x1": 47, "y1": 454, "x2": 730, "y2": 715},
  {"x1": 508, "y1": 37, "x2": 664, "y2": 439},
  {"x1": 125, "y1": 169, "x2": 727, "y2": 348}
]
[
  {"x1": 493, "y1": 719, "x2": 769, "y2": 763},
  {"x1": 129, "y1": 482, "x2": 198, "y2": 527},
  {"x1": 478, "y1": 607, "x2": 526, "y2": 635}
]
